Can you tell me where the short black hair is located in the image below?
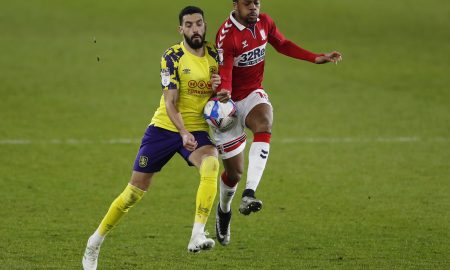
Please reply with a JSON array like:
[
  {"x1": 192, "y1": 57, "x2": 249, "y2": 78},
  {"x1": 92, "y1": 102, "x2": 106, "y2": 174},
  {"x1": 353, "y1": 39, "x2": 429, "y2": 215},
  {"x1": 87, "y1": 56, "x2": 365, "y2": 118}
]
[{"x1": 179, "y1": 6, "x2": 204, "y2": 25}]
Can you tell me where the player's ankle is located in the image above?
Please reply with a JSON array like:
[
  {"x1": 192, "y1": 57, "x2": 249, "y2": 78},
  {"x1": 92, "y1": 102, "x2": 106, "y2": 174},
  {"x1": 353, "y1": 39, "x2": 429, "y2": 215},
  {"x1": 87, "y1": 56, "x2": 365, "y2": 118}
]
[{"x1": 242, "y1": 189, "x2": 255, "y2": 198}]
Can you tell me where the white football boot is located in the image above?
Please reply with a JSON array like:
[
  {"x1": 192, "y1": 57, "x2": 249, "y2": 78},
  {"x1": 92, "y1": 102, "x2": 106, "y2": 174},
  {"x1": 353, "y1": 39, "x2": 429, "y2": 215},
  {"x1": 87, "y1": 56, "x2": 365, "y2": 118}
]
[
  {"x1": 82, "y1": 237, "x2": 100, "y2": 270},
  {"x1": 187, "y1": 232, "x2": 215, "y2": 253},
  {"x1": 239, "y1": 196, "x2": 263, "y2": 215}
]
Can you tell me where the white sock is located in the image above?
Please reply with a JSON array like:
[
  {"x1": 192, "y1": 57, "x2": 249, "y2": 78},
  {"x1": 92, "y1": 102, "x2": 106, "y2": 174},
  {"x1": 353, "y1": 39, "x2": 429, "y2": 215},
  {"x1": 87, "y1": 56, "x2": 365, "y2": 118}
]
[
  {"x1": 89, "y1": 229, "x2": 105, "y2": 247},
  {"x1": 191, "y1": 222, "x2": 205, "y2": 237},
  {"x1": 246, "y1": 141, "x2": 270, "y2": 191},
  {"x1": 220, "y1": 178, "x2": 237, "y2": 213}
]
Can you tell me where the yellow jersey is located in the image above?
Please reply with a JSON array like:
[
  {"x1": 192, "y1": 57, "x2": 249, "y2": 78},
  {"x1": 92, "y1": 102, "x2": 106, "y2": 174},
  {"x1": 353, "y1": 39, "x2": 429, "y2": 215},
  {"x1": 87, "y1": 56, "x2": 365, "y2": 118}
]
[{"x1": 150, "y1": 41, "x2": 219, "y2": 132}]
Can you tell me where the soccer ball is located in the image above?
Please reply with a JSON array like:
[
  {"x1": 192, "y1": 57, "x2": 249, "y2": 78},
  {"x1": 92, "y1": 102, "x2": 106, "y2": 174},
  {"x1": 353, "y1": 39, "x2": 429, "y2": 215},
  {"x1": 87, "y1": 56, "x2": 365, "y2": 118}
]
[{"x1": 203, "y1": 98, "x2": 237, "y2": 131}]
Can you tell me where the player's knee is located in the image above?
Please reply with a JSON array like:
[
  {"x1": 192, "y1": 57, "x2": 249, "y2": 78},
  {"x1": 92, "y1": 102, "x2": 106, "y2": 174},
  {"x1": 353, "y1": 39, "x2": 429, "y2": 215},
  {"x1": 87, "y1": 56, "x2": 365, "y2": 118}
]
[
  {"x1": 250, "y1": 117, "x2": 272, "y2": 133},
  {"x1": 129, "y1": 171, "x2": 153, "y2": 191},
  {"x1": 227, "y1": 168, "x2": 243, "y2": 184},
  {"x1": 259, "y1": 122, "x2": 272, "y2": 133}
]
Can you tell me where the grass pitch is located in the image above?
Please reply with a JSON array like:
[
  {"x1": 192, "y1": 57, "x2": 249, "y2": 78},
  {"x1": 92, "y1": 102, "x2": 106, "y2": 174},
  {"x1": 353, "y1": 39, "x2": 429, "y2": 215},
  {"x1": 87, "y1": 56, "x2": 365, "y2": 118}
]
[{"x1": 0, "y1": 0, "x2": 449, "y2": 269}]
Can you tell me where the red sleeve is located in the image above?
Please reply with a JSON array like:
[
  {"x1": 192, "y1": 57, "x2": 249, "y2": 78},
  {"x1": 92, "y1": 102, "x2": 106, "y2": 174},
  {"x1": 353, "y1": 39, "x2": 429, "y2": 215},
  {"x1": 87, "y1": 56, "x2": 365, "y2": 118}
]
[
  {"x1": 265, "y1": 14, "x2": 321, "y2": 63},
  {"x1": 216, "y1": 24, "x2": 235, "y2": 93}
]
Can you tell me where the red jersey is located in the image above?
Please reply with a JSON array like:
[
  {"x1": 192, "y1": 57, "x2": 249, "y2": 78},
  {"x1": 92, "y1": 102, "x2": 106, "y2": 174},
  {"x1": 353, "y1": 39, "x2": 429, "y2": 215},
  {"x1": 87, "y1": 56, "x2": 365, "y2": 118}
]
[{"x1": 216, "y1": 12, "x2": 321, "y2": 101}]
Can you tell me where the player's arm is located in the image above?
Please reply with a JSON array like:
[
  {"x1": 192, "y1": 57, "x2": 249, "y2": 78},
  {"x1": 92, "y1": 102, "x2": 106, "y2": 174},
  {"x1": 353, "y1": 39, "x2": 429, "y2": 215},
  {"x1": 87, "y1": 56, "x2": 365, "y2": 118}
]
[
  {"x1": 160, "y1": 51, "x2": 197, "y2": 151},
  {"x1": 210, "y1": 73, "x2": 231, "y2": 102},
  {"x1": 216, "y1": 29, "x2": 234, "y2": 102},
  {"x1": 210, "y1": 73, "x2": 221, "y2": 92},
  {"x1": 266, "y1": 15, "x2": 342, "y2": 64},
  {"x1": 163, "y1": 90, "x2": 198, "y2": 151}
]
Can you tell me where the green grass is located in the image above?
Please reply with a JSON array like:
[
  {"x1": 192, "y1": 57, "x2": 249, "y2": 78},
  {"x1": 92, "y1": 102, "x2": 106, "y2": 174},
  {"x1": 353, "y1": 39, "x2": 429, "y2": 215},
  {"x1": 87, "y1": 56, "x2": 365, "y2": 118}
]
[{"x1": 0, "y1": 0, "x2": 449, "y2": 269}]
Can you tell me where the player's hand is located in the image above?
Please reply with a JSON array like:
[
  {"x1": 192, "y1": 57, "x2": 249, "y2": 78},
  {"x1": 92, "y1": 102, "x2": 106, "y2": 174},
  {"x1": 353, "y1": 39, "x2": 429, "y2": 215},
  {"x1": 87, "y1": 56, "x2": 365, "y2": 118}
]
[
  {"x1": 216, "y1": 89, "x2": 231, "y2": 103},
  {"x1": 210, "y1": 74, "x2": 221, "y2": 91},
  {"x1": 180, "y1": 130, "x2": 198, "y2": 152},
  {"x1": 315, "y1": 51, "x2": 342, "y2": 64}
]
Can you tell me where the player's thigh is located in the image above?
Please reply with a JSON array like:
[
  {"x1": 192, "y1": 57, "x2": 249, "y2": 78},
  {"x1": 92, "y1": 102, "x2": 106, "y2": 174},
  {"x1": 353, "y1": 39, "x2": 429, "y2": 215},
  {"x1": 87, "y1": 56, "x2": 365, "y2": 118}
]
[
  {"x1": 132, "y1": 125, "x2": 181, "y2": 177},
  {"x1": 189, "y1": 145, "x2": 218, "y2": 168},
  {"x1": 245, "y1": 103, "x2": 273, "y2": 133},
  {"x1": 212, "y1": 116, "x2": 247, "y2": 159}
]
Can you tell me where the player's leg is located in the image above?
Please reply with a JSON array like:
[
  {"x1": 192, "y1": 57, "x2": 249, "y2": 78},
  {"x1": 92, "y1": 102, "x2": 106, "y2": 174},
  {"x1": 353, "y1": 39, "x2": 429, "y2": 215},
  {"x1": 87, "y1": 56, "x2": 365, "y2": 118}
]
[
  {"x1": 215, "y1": 153, "x2": 244, "y2": 245},
  {"x1": 82, "y1": 172, "x2": 152, "y2": 270},
  {"x1": 91, "y1": 172, "x2": 154, "y2": 245},
  {"x1": 240, "y1": 90, "x2": 273, "y2": 215},
  {"x1": 220, "y1": 153, "x2": 244, "y2": 213},
  {"x1": 185, "y1": 144, "x2": 219, "y2": 252},
  {"x1": 179, "y1": 131, "x2": 219, "y2": 252},
  {"x1": 82, "y1": 125, "x2": 177, "y2": 269},
  {"x1": 210, "y1": 110, "x2": 247, "y2": 245}
]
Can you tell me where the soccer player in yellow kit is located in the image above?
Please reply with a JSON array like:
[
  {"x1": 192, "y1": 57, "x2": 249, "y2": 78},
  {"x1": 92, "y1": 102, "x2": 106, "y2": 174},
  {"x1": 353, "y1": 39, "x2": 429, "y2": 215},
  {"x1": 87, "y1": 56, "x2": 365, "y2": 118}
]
[{"x1": 82, "y1": 6, "x2": 224, "y2": 270}]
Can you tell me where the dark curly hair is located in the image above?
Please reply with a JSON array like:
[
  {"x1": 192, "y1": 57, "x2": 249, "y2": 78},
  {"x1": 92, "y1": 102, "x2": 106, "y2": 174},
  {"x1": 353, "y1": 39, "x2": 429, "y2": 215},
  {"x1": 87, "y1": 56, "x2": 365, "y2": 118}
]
[{"x1": 179, "y1": 6, "x2": 204, "y2": 25}]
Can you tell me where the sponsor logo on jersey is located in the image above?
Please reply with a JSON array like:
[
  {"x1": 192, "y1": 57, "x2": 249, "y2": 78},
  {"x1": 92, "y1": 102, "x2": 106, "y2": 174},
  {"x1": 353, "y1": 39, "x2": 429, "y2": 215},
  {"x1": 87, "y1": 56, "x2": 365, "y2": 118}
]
[
  {"x1": 187, "y1": 80, "x2": 213, "y2": 96},
  {"x1": 198, "y1": 81, "x2": 207, "y2": 89},
  {"x1": 188, "y1": 80, "x2": 211, "y2": 89},
  {"x1": 161, "y1": 68, "x2": 170, "y2": 87},
  {"x1": 234, "y1": 43, "x2": 267, "y2": 67},
  {"x1": 187, "y1": 89, "x2": 211, "y2": 96}
]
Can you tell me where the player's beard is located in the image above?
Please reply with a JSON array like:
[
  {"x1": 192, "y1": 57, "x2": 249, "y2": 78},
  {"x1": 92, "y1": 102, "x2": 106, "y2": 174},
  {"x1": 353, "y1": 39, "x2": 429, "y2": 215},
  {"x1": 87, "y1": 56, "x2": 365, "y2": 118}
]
[
  {"x1": 245, "y1": 12, "x2": 259, "y2": 25},
  {"x1": 184, "y1": 33, "x2": 206, "y2": 50}
]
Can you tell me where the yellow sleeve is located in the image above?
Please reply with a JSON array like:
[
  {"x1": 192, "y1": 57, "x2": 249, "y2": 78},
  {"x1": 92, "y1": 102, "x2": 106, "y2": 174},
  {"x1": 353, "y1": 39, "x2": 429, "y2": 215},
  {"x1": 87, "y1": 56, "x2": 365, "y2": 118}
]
[{"x1": 160, "y1": 48, "x2": 180, "y2": 91}]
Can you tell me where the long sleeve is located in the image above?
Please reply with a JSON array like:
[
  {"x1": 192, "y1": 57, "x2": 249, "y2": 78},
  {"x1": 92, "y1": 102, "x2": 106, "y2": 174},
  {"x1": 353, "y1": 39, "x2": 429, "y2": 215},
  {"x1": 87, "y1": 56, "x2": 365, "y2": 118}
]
[{"x1": 216, "y1": 30, "x2": 235, "y2": 93}]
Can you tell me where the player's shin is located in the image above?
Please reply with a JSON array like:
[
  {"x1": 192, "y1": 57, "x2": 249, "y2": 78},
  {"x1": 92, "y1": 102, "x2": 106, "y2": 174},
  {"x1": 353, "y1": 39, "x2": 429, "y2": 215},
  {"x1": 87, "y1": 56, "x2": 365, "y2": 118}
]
[
  {"x1": 219, "y1": 172, "x2": 238, "y2": 213},
  {"x1": 244, "y1": 132, "x2": 271, "y2": 196},
  {"x1": 192, "y1": 156, "x2": 219, "y2": 236},
  {"x1": 93, "y1": 184, "x2": 145, "y2": 245}
]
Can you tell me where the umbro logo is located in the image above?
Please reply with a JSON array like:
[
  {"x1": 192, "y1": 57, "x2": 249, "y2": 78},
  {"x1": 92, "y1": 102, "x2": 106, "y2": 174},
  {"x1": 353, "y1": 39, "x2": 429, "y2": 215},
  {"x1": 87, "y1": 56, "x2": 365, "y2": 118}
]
[{"x1": 260, "y1": 149, "x2": 268, "y2": 159}]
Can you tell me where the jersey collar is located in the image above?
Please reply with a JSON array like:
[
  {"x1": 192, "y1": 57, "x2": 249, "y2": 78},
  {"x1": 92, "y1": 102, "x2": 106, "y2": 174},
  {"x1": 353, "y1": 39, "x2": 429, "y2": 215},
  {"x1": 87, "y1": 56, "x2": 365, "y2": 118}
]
[{"x1": 229, "y1": 11, "x2": 260, "y2": 31}]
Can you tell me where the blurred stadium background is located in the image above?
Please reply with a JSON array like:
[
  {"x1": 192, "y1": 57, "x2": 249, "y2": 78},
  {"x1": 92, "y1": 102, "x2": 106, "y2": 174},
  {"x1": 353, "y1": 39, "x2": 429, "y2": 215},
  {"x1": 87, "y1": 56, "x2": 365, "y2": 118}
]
[{"x1": 0, "y1": 0, "x2": 449, "y2": 269}]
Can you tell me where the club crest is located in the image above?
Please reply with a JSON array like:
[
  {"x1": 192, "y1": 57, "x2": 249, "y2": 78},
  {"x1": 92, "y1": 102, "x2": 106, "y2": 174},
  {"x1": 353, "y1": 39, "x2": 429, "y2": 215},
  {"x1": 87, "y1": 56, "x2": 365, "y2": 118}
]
[
  {"x1": 139, "y1": 156, "x2": 149, "y2": 168},
  {"x1": 260, "y1": 29, "x2": 267, "y2": 41}
]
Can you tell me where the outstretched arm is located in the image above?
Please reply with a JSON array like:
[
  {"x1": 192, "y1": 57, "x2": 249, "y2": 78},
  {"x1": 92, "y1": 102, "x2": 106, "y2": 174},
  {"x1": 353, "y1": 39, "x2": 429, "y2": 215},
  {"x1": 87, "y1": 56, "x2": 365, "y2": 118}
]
[
  {"x1": 270, "y1": 36, "x2": 343, "y2": 64},
  {"x1": 270, "y1": 37, "x2": 322, "y2": 63}
]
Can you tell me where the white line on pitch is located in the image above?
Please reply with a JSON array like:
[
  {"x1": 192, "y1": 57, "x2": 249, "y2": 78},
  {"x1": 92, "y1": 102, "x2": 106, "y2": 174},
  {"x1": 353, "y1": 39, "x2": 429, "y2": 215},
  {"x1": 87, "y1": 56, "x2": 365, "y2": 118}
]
[
  {"x1": 279, "y1": 137, "x2": 450, "y2": 143},
  {"x1": 0, "y1": 137, "x2": 449, "y2": 145},
  {"x1": 0, "y1": 139, "x2": 141, "y2": 145}
]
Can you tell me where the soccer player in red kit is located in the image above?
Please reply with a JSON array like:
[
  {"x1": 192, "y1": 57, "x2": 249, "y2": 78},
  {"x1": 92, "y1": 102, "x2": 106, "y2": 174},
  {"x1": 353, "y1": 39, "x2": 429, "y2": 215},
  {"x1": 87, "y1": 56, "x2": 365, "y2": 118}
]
[{"x1": 213, "y1": 0, "x2": 343, "y2": 246}]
